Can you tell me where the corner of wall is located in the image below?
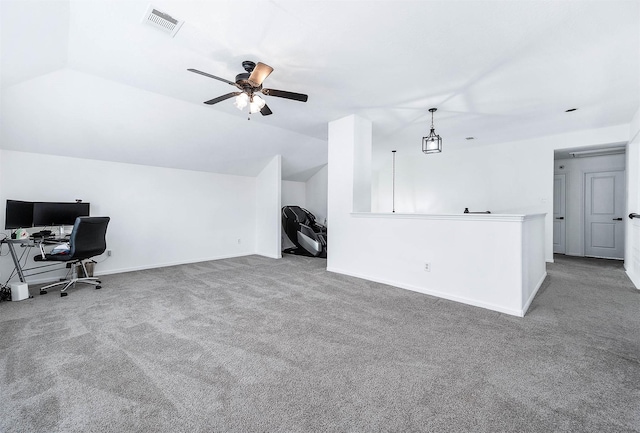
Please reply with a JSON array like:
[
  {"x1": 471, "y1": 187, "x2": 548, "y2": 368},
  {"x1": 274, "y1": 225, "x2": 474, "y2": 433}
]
[
  {"x1": 255, "y1": 155, "x2": 282, "y2": 259},
  {"x1": 305, "y1": 164, "x2": 328, "y2": 225},
  {"x1": 630, "y1": 107, "x2": 640, "y2": 142},
  {"x1": 625, "y1": 106, "x2": 640, "y2": 288},
  {"x1": 0, "y1": 150, "x2": 3, "y2": 199}
]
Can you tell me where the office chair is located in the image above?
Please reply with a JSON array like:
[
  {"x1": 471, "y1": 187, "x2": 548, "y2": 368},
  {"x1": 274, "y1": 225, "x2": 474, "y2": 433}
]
[{"x1": 34, "y1": 216, "x2": 110, "y2": 297}]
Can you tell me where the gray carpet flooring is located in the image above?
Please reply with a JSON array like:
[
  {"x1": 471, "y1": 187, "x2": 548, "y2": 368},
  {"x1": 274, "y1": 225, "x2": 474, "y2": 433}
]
[{"x1": 0, "y1": 254, "x2": 638, "y2": 432}]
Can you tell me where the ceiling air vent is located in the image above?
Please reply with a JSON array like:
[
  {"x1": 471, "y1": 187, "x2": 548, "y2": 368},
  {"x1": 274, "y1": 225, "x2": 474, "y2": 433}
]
[{"x1": 142, "y1": 5, "x2": 183, "y2": 37}]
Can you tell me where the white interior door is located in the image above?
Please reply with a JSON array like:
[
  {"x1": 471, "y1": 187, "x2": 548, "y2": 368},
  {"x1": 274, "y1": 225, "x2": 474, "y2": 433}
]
[
  {"x1": 553, "y1": 174, "x2": 566, "y2": 254},
  {"x1": 584, "y1": 170, "x2": 625, "y2": 259}
]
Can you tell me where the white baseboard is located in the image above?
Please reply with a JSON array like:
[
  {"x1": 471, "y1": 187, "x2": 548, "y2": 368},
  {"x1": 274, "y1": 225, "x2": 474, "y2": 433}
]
[
  {"x1": 521, "y1": 272, "x2": 548, "y2": 315},
  {"x1": 626, "y1": 269, "x2": 640, "y2": 290},
  {"x1": 13, "y1": 252, "x2": 282, "y2": 286},
  {"x1": 326, "y1": 266, "x2": 525, "y2": 317},
  {"x1": 93, "y1": 252, "x2": 257, "y2": 277},
  {"x1": 257, "y1": 253, "x2": 282, "y2": 259},
  {"x1": 17, "y1": 253, "x2": 258, "y2": 285}
]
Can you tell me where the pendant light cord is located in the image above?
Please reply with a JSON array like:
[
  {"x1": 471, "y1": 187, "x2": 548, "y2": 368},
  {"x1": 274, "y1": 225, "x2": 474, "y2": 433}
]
[{"x1": 392, "y1": 150, "x2": 396, "y2": 213}]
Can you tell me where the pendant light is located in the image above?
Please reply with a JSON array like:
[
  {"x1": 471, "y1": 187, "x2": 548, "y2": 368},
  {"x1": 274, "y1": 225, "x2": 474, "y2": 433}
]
[{"x1": 422, "y1": 108, "x2": 442, "y2": 154}]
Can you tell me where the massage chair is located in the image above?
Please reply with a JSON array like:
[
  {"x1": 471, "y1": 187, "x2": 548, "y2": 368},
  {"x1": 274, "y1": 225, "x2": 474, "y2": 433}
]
[{"x1": 281, "y1": 205, "x2": 327, "y2": 258}]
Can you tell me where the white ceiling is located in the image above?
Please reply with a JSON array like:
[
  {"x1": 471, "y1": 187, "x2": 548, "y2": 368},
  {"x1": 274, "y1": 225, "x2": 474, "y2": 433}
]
[{"x1": 1, "y1": 0, "x2": 639, "y2": 180}]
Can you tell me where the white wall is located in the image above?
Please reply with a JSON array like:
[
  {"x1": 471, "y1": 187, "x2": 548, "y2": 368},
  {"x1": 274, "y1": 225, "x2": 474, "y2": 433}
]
[
  {"x1": 333, "y1": 214, "x2": 545, "y2": 316},
  {"x1": 280, "y1": 168, "x2": 327, "y2": 251},
  {"x1": 373, "y1": 124, "x2": 630, "y2": 262},
  {"x1": 281, "y1": 181, "x2": 306, "y2": 208},
  {"x1": 522, "y1": 214, "x2": 547, "y2": 310},
  {"x1": 328, "y1": 115, "x2": 547, "y2": 316},
  {"x1": 281, "y1": 167, "x2": 328, "y2": 223},
  {"x1": 255, "y1": 155, "x2": 282, "y2": 259},
  {"x1": 327, "y1": 116, "x2": 369, "y2": 273},
  {"x1": 0, "y1": 150, "x2": 258, "y2": 282},
  {"x1": 626, "y1": 108, "x2": 640, "y2": 288},
  {"x1": 305, "y1": 165, "x2": 328, "y2": 225},
  {"x1": 554, "y1": 154, "x2": 626, "y2": 257},
  {"x1": 374, "y1": 147, "x2": 492, "y2": 214}
]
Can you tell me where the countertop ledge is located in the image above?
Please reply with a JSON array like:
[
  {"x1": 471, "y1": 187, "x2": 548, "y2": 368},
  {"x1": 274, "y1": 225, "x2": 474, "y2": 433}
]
[{"x1": 350, "y1": 212, "x2": 547, "y2": 222}]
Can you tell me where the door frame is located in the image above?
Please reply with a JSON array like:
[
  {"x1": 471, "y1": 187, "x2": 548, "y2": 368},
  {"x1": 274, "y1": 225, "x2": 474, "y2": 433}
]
[{"x1": 553, "y1": 174, "x2": 566, "y2": 254}]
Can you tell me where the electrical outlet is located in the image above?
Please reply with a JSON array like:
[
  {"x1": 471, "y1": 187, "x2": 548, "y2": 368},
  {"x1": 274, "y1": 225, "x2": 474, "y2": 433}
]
[
  {"x1": 107, "y1": 250, "x2": 112, "y2": 257},
  {"x1": 424, "y1": 262, "x2": 431, "y2": 272}
]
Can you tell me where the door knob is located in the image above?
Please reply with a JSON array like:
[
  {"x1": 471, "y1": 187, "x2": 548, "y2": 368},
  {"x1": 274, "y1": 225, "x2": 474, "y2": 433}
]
[
  {"x1": 613, "y1": 217, "x2": 623, "y2": 221},
  {"x1": 555, "y1": 217, "x2": 564, "y2": 220}
]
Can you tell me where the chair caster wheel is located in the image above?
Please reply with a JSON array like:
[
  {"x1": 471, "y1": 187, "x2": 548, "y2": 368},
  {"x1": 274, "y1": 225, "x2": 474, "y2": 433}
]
[
  {"x1": 96, "y1": 286, "x2": 102, "y2": 290},
  {"x1": 60, "y1": 292, "x2": 68, "y2": 297},
  {"x1": 40, "y1": 290, "x2": 47, "y2": 295},
  {"x1": 96, "y1": 280, "x2": 101, "y2": 284}
]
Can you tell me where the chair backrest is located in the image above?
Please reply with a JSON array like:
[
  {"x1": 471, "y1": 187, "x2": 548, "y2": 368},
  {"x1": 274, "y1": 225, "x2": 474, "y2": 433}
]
[
  {"x1": 69, "y1": 216, "x2": 110, "y2": 260},
  {"x1": 282, "y1": 206, "x2": 314, "y2": 226}
]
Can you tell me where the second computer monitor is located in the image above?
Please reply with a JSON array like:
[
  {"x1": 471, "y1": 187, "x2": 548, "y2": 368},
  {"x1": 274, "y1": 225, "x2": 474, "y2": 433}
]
[
  {"x1": 5, "y1": 200, "x2": 35, "y2": 229},
  {"x1": 32, "y1": 202, "x2": 90, "y2": 226}
]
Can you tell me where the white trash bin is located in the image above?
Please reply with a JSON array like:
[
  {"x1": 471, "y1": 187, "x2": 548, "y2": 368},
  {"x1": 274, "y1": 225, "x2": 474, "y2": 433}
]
[{"x1": 10, "y1": 282, "x2": 29, "y2": 301}]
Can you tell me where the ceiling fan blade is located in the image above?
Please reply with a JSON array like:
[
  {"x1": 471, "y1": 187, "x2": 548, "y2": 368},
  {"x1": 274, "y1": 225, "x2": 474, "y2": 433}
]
[
  {"x1": 248, "y1": 62, "x2": 274, "y2": 87},
  {"x1": 262, "y1": 88, "x2": 308, "y2": 102},
  {"x1": 260, "y1": 104, "x2": 273, "y2": 116},
  {"x1": 204, "y1": 92, "x2": 241, "y2": 105},
  {"x1": 188, "y1": 68, "x2": 236, "y2": 86}
]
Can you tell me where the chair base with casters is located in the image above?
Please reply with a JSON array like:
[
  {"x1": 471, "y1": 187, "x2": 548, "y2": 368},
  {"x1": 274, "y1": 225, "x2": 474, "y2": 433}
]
[{"x1": 36, "y1": 260, "x2": 102, "y2": 297}]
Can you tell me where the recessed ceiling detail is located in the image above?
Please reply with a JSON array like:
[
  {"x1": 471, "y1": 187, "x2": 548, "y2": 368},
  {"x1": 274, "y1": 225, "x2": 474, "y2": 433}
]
[{"x1": 141, "y1": 5, "x2": 183, "y2": 37}]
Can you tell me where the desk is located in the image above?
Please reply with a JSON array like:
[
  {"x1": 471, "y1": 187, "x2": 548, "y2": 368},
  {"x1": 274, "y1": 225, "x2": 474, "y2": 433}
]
[{"x1": 2, "y1": 237, "x2": 69, "y2": 283}]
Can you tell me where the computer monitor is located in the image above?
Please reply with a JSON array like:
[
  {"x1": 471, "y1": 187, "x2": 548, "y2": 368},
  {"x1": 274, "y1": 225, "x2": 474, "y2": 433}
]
[
  {"x1": 5, "y1": 200, "x2": 35, "y2": 229},
  {"x1": 32, "y1": 202, "x2": 90, "y2": 227}
]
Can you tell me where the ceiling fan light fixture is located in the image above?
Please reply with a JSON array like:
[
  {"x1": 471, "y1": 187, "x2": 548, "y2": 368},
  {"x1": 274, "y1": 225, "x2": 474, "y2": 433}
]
[
  {"x1": 422, "y1": 108, "x2": 442, "y2": 154},
  {"x1": 188, "y1": 61, "x2": 308, "y2": 117},
  {"x1": 249, "y1": 95, "x2": 266, "y2": 114},
  {"x1": 234, "y1": 93, "x2": 249, "y2": 110}
]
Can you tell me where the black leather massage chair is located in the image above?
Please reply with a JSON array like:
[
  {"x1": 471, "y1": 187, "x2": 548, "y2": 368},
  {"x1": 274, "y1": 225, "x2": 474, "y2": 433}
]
[{"x1": 281, "y1": 205, "x2": 327, "y2": 258}]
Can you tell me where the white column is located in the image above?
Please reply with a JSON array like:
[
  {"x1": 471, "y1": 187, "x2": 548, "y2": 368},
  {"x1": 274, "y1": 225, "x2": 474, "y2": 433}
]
[
  {"x1": 327, "y1": 115, "x2": 372, "y2": 269},
  {"x1": 255, "y1": 155, "x2": 282, "y2": 259}
]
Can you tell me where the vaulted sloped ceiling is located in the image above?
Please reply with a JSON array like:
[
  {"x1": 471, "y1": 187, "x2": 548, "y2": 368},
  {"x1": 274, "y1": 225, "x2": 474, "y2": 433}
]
[{"x1": 1, "y1": 1, "x2": 638, "y2": 180}]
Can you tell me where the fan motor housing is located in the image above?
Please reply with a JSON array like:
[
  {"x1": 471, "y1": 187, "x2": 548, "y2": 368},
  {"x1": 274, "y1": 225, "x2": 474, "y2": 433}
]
[
  {"x1": 236, "y1": 60, "x2": 258, "y2": 88},
  {"x1": 235, "y1": 72, "x2": 259, "y2": 90},
  {"x1": 241, "y1": 61, "x2": 256, "y2": 72}
]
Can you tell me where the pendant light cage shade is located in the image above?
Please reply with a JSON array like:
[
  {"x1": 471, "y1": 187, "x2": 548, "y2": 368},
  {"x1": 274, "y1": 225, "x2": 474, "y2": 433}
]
[
  {"x1": 422, "y1": 133, "x2": 442, "y2": 154},
  {"x1": 422, "y1": 108, "x2": 442, "y2": 154}
]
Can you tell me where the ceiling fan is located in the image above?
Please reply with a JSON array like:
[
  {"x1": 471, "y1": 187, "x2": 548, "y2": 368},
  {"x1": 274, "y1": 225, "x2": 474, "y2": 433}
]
[{"x1": 188, "y1": 60, "x2": 308, "y2": 116}]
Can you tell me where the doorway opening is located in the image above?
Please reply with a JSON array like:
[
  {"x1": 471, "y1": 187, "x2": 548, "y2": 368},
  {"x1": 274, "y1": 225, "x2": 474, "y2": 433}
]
[{"x1": 553, "y1": 144, "x2": 627, "y2": 260}]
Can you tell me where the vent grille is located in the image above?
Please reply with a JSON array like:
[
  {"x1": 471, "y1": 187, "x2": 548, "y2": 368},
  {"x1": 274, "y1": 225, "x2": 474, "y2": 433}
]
[{"x1": 142, "y1": 5, "x2": 183, "y2": 37}]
